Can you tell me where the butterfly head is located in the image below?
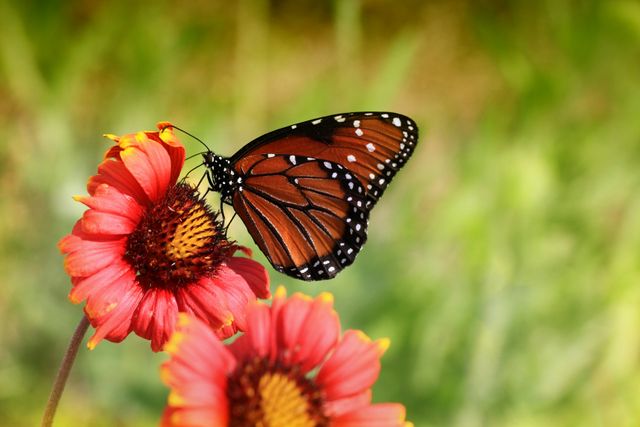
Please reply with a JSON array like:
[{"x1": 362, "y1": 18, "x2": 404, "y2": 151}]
[{"x1": 202, "y1": 152, "x2": 236, "y2": 203}]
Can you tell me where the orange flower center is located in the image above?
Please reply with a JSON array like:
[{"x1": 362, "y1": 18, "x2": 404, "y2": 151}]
[
  {"x1": 125, "y1": 183, "x2": 235, "y2": 290},
  {"x1": 227, "y1": 357, "x2": 328, "y2": 427}
]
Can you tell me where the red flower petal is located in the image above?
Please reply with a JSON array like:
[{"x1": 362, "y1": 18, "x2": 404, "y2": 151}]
[
  {"x1": 68, "y1": 260, "x2": 133, "y2": 304},
  {"x1": 175, "y1": 280, "x2": 234, "y2": 331},
  {"x1": 207, "y1": 264, "x2": 259, "y2": 332},
  {"x1": 131, "y1": 288, "x2": 179, "y2": 352},
  {"x1": 86, "y1": 277, "x2": 144, "y2": 349},
  {"x1": 227, "y1": 334, "x2": 252, "y2": 361},
  {"x1": 156, "y1": 124, "x2": 186, "y2": 186},
  {"x1": 225, "y1": 257, "x2": 271, "y2": 299},
  {"x1": 323, "y1": 390, "x2": 372, "y2": 418},
  {"x1": 161, "y1": 315, "x2": 235, "y2": 426},
  {"x1": 217, "y1": 324, "x2": 240, "y2": 340},
  {"x1": 316, "y1": 330, "x2": 388, "y2": 401},
  {"x1": 331, "y1": 403, "x2": 407, "y2": 427},
  {"x1": 80, "y1": 209, "x2": 138, "y2": 235},
  {"x1": 74, "y1": 183, "x2": 144, "y2": 223},
  {"x1": 242, "y1": 302, "x2": 271, "y2": 358},
  {"x1": 276, "y1": 292, "x2": 340, "y2": 372},
  {"x1": 276, "y1": 293, "x2": 311, "y2": 356},
  {"x1": 161, "y1": 406, "x2": 225, "y2": 427},
  {"x1": 295, "y1": 292, "x2": 340, "y2": 372},
  {"x1": 59, "y1": 234, "x2": 126, "y2": 277},
  {"x1": 119, "y1": 133, "x2": 172, "y2": 203},
  {"x1": 89, "y1": 158, "x2": 149, "y2": 204}
]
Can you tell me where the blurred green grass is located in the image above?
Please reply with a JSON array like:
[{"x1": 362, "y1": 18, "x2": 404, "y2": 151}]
[{"x1": 1, "y1": 0, "x2": 640, "y2": 426}]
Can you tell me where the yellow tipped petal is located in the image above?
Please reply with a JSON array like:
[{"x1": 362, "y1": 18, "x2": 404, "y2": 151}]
[
  {"x1": 103, "y1": 133, "x2": 118, "y2": 141},
  {"x1": 317, "y1": 291, "x2": 334, "y2": 304},
  {"x1": 167, "y1": 390, "x2": 185, "y2": 406},
  {"x1": 292, "y1": 292, "x2": 313, "y2": 302},
  {"x1": 274, "y1": 285, "x2": 287, "y2": 299},
  {"x1": 87, "y1": 336, "x2": 98, "y2": 350},
  {"x1": 222, "y1": 313, "x2": 234, "y2": 326},
  {"x1": 176, "y1": 312, "x2": 192, "y2": 328},
  {"x1": 135, "y1": 131, "x2": 147, "y2": 142},
  {"x1": 354, "y1": 329, "x2": 373, "y2": 343},
  {"x1": 163, "y1": 331, "x2": 185, "y2": 354},
  {"x1": 376, "y1": 337, "x2": 391, "y2": 355},
  {"x1": 159, "y1": 365, "x2": 173, "y2": 384},
  {"x1": 157, "y1": 121, "x2": 173, "y2": 130}
]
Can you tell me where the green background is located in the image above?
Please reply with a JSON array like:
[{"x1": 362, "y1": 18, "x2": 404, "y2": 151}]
[{"x1": 1, "y1": 0, "x2": 640, "y2": 425}]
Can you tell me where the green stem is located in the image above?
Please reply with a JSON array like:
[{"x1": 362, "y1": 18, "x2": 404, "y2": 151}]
[{"x1": 41, "y1": 315, "x2": 90, "y2": 427}]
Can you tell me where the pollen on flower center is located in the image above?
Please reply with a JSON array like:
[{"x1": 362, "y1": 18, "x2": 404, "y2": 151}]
[
  {"x1": 125, "y1": 183, "x2": 234, "y2": 290},
  {"x1": 227, "y1": 357, "x2": 329, "y2": 427}
]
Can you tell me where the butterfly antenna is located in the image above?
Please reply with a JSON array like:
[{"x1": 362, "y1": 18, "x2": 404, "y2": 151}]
[
  {"x1": 185, "y1": 152, "x2": 206, "y2": 162},
  {"x1": 180, "y1": 162, "x2": 205, "y2": 181},
  {"x1": 171, "y1": 125, "x2": 213, "y2": 153}
]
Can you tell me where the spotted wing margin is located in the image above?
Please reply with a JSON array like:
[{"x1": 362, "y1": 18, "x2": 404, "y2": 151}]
[
  {"x1": 230, "y1": 112, "x2": 419, "y2": 207},
  {"x1": 231, "y1": 155, "x2": 368, "y2": 281}
]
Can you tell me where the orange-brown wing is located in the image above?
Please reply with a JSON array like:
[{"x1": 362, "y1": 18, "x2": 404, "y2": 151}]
[
  {"x1": 229, "y1": 112, "x2": 418, "y2": 208},
  {"x1": 231, "y1": 155, "x2": 368, "y2": 280}
]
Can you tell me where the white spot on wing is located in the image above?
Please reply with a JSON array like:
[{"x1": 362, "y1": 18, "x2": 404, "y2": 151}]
[
  {"x1": 366, "y1": 143, "x2": 375, "y2": 152},
  {"x1": 347, "y1": 154, "x2": 356, "y2": 163},
  {"x1": 312, "y1": 118, "x2": 322, "y2": 125},
  {"x1": 353, "y1": 120, "x2": 361, "y2": 127},
  {"x1": 393, "y1": 117, "x2": 402, "y2": 127},
  {"x1": 355, "y1": 128, "x2": 364, "y2": 137},
  {"x1": 289, "y1": 155, "x2": 297, "y2": 165}
]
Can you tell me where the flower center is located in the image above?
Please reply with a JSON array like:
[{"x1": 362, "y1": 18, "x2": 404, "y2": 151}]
[
  {"x1": 227, "y1": 357, "x2": 328, "y2": 427},
  {"x1": 125, "y1": 183, "x2": 234, "y2": 290}
]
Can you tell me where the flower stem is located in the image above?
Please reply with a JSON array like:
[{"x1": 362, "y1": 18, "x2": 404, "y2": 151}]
[{"x1": 41, "y1": 315, "x2": 90, "y2": 427}]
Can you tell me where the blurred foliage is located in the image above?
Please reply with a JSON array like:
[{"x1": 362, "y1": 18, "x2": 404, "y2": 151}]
[{"x1": 1, "y1": 0, "x2": 640, "y2": 426}]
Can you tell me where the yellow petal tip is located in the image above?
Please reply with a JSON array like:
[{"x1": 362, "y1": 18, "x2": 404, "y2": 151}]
[
  {"x1": 275, "y1": 286, "x2": 287, "y2": 299},
  {"x1": 317, "y1": 291, "x2": 334, "y2": 304},
  {"x1": 163, "y1": 331, "x2": 185, "y2": 354},
  {"x1": 377, "y1": 337, "x2": 391, "y2": 354}
]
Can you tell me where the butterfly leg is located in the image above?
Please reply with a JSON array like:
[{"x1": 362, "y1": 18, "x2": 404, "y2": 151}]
[
  {"x1": 223, "y1": 212, "x2": 237, "y2": 234},
  {"x1": 218, "y1": 198, "x2": 226, "y2": 226}
]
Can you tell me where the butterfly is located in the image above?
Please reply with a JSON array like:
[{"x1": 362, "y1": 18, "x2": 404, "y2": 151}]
[{"x1": 200, "y1": 112, "x2": 418, "y2": 281}]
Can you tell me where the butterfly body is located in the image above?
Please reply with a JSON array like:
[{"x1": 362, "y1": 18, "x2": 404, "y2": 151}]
[{"x1": 201, "y1": 112, "x2": 418, "y2": 281}]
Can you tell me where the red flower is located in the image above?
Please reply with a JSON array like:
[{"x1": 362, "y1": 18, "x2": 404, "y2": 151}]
[
  {"x1": 58, "y1": 123, "x2": 270, "y2": 351},
  {"x1": 161, "y1": 287, "x2": 411, "y2": 427}
]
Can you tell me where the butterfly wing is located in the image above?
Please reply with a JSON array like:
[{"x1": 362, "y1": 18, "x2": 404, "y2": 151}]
[
  {"x1": 230, "y1": 112, "x2": 418, "y2": 207},
  {"x1": 231, "y1": 154, "x2": 368, "y2": 280}
]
